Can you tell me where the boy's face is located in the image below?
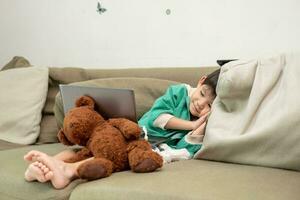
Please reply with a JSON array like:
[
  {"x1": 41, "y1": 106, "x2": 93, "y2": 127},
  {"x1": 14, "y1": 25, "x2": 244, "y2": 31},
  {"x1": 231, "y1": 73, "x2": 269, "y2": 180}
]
[{"x1": 190, "y1": 76, "x2": 216, "y2": 118}]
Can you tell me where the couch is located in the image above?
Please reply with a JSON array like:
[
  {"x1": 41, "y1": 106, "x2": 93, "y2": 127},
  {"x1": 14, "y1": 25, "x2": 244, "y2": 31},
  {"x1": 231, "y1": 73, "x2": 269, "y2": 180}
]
[{"x1": 0, "y1": 57, "x2": 299, "y2": 200}]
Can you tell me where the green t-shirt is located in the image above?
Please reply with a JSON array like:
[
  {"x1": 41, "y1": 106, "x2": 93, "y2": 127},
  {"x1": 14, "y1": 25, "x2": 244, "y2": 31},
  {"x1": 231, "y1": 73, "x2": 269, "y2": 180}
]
[{"x1": 138, "y1": 84, "x2": 201, "y2": 156}]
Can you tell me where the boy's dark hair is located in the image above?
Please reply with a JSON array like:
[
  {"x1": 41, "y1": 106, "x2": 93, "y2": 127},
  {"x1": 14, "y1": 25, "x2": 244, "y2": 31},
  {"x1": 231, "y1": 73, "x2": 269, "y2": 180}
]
[{"x1": 203, "y1": 68, "x2": 220, "y2": 96}]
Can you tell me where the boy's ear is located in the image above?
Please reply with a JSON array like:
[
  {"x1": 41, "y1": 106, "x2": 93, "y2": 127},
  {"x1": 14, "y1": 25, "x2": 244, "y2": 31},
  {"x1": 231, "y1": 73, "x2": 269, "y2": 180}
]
[{"x1": 198, "y1": 76, "x2": 207, "y2": 86}]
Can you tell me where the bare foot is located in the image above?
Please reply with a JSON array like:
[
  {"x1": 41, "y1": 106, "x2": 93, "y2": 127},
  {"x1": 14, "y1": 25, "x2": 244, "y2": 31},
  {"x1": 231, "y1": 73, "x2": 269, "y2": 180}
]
[
  {"x1": 24, "y1": 150, "x2": 46, "y2": 162},
  {"x1": 24, "y1": 161, "x2": 52, "y2": 182},
  {"x1": 35, "y1": 154, "x2": 78, "y2": 189}
]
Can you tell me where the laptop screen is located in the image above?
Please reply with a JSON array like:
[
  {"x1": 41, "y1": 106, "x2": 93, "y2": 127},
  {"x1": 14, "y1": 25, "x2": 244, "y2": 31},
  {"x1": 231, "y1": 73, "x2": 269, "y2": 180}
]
[{"x1": 59, "y1": 84, "x2": 137, "y2": 122}]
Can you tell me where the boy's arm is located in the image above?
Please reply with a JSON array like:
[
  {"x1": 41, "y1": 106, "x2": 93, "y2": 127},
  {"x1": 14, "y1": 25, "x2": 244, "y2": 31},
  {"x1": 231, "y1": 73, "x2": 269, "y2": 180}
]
[
  {"x1": 154, "y1": 114, "x2": 196, "y2": 130},
  {"x1": 164, "y1": 116, "x2": 194, "y2": 130}
]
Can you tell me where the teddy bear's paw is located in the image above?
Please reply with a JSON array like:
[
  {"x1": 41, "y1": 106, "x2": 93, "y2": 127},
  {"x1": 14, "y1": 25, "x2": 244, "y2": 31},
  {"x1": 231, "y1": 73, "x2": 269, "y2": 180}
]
[
  {"x1": 77, "y1": 158, "x2": 113, "y2": 180},
  {"x1": 129, "y1": 150, "x2": 163, "y2": 173},
  {"x1": 133, "y1": 158, "x2": 161, "y2": 173}
]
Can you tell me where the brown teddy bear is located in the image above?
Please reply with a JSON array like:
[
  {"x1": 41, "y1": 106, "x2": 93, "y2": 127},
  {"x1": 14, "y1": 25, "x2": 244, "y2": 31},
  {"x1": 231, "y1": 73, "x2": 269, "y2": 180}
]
[{"x1": 57, "y1": 95, "x2": 163, "y2": 180}]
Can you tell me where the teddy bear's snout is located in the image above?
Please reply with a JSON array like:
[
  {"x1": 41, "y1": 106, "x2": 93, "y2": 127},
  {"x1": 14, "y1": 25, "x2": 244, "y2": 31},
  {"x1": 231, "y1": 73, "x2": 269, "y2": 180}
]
[{"x1": 65, "y1": 120, "x2": 92, "y2": 146}]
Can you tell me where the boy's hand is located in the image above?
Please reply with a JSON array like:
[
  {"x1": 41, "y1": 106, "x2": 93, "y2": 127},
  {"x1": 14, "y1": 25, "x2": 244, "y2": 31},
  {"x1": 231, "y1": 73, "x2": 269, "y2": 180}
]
[
  {"x1": 165, "y1": 112, "x2": 210, "y2": 131},
  {"x1": 192, "y1": 112, "x2": 210, "y2": 130},
  {"x1": 191, "y1": 121, "x2": 207, "y2": 136}
]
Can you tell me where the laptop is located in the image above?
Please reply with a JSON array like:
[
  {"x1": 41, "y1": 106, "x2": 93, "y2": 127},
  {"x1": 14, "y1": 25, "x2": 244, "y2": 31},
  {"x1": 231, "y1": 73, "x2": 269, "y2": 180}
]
[{"x1": 59, "y1": 84, "x2": 137, "y2": 122}]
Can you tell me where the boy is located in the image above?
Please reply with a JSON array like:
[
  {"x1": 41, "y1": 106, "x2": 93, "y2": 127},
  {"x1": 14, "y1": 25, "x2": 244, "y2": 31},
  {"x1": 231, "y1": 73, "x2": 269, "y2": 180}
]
[
  {"x1": 139, "y1": 69, "x2": 219, "y2": 162},
  {"x1": 23, "y1": 68, "x2": 220, "y2": 189}
]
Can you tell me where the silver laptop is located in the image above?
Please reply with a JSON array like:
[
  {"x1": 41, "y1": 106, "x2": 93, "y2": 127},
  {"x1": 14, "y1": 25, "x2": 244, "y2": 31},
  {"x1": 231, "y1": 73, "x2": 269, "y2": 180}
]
[{"x1": 59, "y1": 85, "x2": 137, "y2": 122}]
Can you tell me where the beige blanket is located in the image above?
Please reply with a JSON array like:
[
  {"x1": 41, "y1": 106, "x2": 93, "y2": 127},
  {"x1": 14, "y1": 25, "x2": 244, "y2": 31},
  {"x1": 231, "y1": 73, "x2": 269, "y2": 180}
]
[{"x1": 195, "y1": 53, "x2": 300, "y2": 171}]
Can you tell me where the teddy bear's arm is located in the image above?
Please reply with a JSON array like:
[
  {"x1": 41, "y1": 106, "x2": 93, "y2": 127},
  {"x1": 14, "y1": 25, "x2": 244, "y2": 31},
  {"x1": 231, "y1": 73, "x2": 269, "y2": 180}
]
[
  {"x1": 57, "y1": 128, "x2": 74, "y2": 146},
  {"x1": 108, "y1": 118, "x2": 141, "y2": 140},
  {"x1": 127, "y1": 140, "x2": 163, "y2": 173}
]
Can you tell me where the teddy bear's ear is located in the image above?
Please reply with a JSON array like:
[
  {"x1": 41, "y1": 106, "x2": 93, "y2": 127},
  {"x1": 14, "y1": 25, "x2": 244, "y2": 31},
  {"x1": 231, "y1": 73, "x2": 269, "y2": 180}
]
[{"x1": 75, "y1": 96, "x2": 95, "y2": 109}]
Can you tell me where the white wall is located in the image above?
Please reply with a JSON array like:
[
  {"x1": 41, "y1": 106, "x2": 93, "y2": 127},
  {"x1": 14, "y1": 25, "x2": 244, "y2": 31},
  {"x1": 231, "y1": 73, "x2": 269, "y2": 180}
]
[{"x1": 0, "y1": 0, "x2": 299, "y2": 68}]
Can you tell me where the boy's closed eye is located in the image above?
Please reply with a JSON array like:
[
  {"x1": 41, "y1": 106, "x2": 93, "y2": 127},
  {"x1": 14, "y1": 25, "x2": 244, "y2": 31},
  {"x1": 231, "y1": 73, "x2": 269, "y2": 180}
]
[
  {"x1": 200, "y1": 90, "x2": 212, "y2": 108},
  {"x1": 200, "y1": 90, "x2": 206, "y2": 97}
]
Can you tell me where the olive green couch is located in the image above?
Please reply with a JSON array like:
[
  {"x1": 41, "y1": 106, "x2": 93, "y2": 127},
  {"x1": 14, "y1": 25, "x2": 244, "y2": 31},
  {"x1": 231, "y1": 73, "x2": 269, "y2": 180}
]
[{"x1": 0, "y1": 57, "x2": 299, "y2": 200}]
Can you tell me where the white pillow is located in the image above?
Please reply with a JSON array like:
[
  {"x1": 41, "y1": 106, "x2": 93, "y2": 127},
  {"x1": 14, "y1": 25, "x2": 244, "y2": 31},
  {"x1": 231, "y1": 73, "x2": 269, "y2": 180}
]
[
  {"x1": 195, "y1": 53, "x2": 300, "y2": 171},
  {"x1": 0, "y1": 67, "x2": 49, "y2": 144}
]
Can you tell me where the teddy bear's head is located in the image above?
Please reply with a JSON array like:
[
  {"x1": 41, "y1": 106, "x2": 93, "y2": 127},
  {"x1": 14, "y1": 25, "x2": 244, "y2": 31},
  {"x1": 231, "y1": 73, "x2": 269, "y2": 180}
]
[{"x1": 61, "y1": 96, "x2": 105, "y2": 146}]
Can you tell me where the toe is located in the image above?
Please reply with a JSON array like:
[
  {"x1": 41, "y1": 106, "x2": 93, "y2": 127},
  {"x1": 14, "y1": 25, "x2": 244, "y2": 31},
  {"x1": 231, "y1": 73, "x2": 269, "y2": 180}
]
[
  {"x1": 24, "y1": 150, "x2": 46, "y2": 162},
  {"x1": 24, "y1": 150, "x2": 36, "y2": 161},
  {"x1": 43, "y1": 167, "x2": 49, "y2": 173},
  {"x1": 37, "y1": 175, "x2": 47, "y2": 183},
  {"x1": 45, "y1": 171, "x2": 53, "y2": 180},
  {"x1": 37, "y1": 162, "x2": 43, "y2": 168}
]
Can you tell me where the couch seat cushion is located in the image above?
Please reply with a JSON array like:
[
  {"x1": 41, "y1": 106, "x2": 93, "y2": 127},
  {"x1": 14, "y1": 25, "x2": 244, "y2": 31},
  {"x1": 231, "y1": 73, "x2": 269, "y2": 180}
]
[
  {"x1": 0, "y1": 143, "x2": 83, "y2": 200},
  {"x1": 70, "y1": 160, "x2": 300, "y2": 200},
  {"x1": 1, "y1": 143, "x2": 300, "y2": 200},
  {"x1": 0, "y1": 139, "x2": 26, "y2": 151}
]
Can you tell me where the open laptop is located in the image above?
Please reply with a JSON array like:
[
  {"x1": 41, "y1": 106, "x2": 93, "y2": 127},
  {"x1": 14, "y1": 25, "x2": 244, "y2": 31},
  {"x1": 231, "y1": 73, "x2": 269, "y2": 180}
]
[{"x1": 59, "y1": 85, "x2": 137, "y2": 122}]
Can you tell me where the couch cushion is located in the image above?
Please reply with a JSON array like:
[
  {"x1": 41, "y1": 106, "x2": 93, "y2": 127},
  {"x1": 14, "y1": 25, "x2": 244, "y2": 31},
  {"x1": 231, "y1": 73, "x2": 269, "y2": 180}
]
[
  {"x1": 0, "y1": 139, "x2": 26, "y2": 151},
  {"x1": 0, "y1": 66, "x2": 49, "y2": 144},
  {"x1": 43, "y1": 86, "x2": 60, "y2": 114},
  {"x1": 49, "y1": 67, "x2": 218, "y2": 88},
  {"x1": 0, "y1": 57, "x2": 60, "y2": 146},
  {"x1": 54, "y1": 77, "x2": 180, "y2": 129},
  {"x1": 0, "y1": 143, "x2": 83, "y2": 200},
  {"x1": 1, "y1": 56, "x2": 31, "y2": 71},
  {"x1": 1, "y1": 143, "x2": 299, "y2": 200},
  {"x1": 70, "y1": 160, "x2": 300, "y2": 200},
  {"x1": 36, "y1": 115, "x2": 59, "y2": 144}
]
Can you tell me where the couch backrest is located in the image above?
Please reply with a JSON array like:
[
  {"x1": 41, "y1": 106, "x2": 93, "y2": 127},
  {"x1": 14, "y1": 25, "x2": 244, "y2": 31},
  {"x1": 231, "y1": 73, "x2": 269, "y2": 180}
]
[
  {"x1": 1, "y1": 57, "x2": 219, "y2": 145},
  {"x1": 45, "y1": 66, "x2": 218, "y2": 114}
]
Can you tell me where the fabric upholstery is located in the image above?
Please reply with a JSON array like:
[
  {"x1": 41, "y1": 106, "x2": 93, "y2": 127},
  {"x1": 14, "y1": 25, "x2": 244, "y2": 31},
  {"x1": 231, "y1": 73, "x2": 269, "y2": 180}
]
[
  {"x1": 1, "y1": 56, "x2": 31, "y2": 71},
  {"x1": 196, "y1": 53, "x2": 300, "y2": 171},
  {"x1": 0, "y1": 139, "x2": 25, "y2": 151},
  {"x1": 49, "y1": 67, "x2": 217, "y2": 87},
  {"x1": 0, "y1": 143, "x2": 299, "y2": 200},
  {"x1": 36, "y1": 115, "x2": 59, "y2": 144},
  {"x1": 69, "y1": 159, "x2": 300, "y2": 200}
]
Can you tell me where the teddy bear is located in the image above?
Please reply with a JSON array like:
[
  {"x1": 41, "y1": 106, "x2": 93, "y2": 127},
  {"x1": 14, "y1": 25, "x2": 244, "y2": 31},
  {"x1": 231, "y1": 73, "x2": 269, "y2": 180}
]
[{"x1": 57, "y1": 95, "x2": 163, "y2": 180}]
